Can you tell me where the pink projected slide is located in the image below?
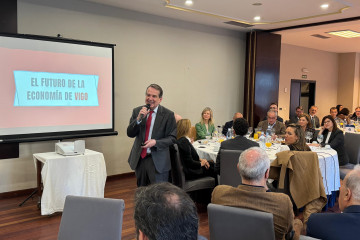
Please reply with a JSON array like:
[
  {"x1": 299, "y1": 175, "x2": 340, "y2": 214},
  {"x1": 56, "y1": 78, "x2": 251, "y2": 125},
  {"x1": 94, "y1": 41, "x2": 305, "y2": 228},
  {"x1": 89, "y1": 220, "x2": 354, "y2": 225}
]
[{"x1": 0, "y1": 47, "x2": 112, "y2": 131}]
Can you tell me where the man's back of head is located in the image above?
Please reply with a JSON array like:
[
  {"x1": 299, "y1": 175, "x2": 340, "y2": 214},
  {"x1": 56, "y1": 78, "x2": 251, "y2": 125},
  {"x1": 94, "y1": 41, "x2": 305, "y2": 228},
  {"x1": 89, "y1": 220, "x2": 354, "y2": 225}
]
[
  {"x1": 233, "y1": 118, "x2": 249, "y2": 136},
  {"x1": 233, "y1": 112, "x2": 243, "y2": 121},
  {"x1": 134, "y1": 182, "x2": 198, "y2": 240},
  {"x1": 238, "y1": 147, "x2": 270, "y2": 184},
  {"x1": 340, "y1": 164, "x2": 360, "y2": 211}
]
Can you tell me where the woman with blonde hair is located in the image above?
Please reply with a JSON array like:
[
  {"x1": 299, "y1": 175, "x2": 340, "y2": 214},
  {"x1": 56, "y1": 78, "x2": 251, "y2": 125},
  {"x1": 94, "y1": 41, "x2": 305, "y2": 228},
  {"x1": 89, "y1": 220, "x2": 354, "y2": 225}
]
[
  {"x1": 177, "y1": 119, "x2": 215, "y2": 180},
  {"x1": 195, "y1": 107, "x2": 215, "y2": 140}
]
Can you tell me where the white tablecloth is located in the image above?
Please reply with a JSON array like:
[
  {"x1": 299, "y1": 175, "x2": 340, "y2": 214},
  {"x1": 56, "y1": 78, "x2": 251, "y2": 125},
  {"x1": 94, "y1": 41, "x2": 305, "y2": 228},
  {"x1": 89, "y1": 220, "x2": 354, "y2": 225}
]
[
  {"x1": 33, "y1": 149, "x2": 107, "y2": 215},
  {"x1": 193, "y1": 142, "x2": 340, "y2": 195}
]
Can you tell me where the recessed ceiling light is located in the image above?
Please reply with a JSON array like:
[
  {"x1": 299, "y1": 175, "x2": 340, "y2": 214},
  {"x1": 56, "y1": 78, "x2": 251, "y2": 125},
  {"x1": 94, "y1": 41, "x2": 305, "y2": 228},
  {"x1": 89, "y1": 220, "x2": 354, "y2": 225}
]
[
  {"x1": 321, "y1": 3, "x2": 329, "y2": 9},
  {"x1": 254, "y1": 16, "x2": 261, "y2": 21},
  {"x1": 185, "y1": 0, "x2": 193, "y2": 6},
  {"x1": 327, "y1": 30, "x2": 360, "y2": 38},
  {"x1": 252, "y1": 3, "x2": 262, "y2": 6}
]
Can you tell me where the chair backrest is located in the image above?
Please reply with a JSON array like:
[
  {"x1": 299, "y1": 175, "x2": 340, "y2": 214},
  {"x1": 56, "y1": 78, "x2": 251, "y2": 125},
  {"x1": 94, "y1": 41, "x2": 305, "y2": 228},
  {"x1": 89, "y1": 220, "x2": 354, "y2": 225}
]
[
  {"x1": 170, "y1": 144, "x2": 186, "y2": 188},
  {"x1": 58, "y1": 195, "x2": 125, "y2": 240},
  {"x1": 344, "y1": 132, "x2": 360, "y2": 164},
  {"x1": 220, "y1": 149, "x2": 243, "y2": 187},
  {"x1": 208, "y1": 203, "x2": 275, "y2": 240}
]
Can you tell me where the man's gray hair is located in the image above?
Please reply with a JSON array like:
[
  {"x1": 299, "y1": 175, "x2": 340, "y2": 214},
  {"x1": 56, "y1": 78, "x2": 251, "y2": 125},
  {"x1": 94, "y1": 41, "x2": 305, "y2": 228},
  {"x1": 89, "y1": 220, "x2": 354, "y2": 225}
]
[
  {"x1": 267, "y1": 109, "x2": 277, "y2": 117},
  {"x1": 238, "y1": 147, "x2": 270, "y2": 182},
  {"x1": 345, "y1": 164, "x2": 360, "y2": 201}
]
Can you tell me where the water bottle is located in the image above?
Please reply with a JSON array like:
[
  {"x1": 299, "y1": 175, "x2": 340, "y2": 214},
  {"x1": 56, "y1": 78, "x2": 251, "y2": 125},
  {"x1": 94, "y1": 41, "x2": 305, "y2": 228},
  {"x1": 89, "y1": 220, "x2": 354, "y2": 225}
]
[
  {"x1": 259, "y1": 135, "x2": 266, "y2": 149},
  {"x1": 226, "y1": 128, "x2": 232, "y2": 140},
  {"x1": 266, "y1": 126, "x2": 272, "y2": 137}
]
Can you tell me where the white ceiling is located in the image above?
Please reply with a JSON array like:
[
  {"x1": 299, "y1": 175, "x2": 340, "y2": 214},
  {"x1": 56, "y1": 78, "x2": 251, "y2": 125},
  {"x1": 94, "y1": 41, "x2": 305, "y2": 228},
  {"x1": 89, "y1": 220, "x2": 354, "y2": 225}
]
[{"x1": 85, "y1": 0, "x2": 360, "y2": 53}]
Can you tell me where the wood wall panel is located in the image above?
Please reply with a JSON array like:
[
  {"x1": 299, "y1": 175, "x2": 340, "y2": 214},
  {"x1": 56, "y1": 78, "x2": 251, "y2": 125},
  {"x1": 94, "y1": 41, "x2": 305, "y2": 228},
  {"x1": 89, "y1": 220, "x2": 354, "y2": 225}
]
[
  {"x1": 244, "y1": 31, "x2": 281, "y2": 127},
  {"x1": 0, "y1": 0, "x2": 18, "y2": 159},
  {"x1": 0, "y1": 0, "x2": 17, "y2": 33}
]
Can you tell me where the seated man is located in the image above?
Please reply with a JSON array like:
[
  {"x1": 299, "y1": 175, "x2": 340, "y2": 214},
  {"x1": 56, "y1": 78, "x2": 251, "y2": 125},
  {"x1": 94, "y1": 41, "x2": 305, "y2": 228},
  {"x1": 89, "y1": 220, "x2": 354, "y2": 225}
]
[
  {"x1": 309, "y1": 105, "x2": 320, "y2": 128},
  {"x1": 212, "y1": 147, "x2": 302, "y2": 240},
  {"x1": 350, "y1": 106, "x2": 360, "y2": 122},
  {"x1": 134, "y1": 182, "x2": 202, "y2": 240},
  {"x1": 257, "y1": 110, "x2": 286, "y2": 136},
  {"x1": 215, "y1": 118, "x2": 259, "y2": 174},
  {"x1": 222, "y1": 112, "x2": 243, "y2": 135},
  {"x1": 288, "y1": 106, "x2": 304, "y2": 125},
  {"x1": 307, "y1": 165, "x2": 360, "y2": 240},
  {"x1": 263, "y1": 103, "x2": 284, "y2": 123},
  {"x1": 329, "y1": 107, "x2": 339, "y2": 121}
]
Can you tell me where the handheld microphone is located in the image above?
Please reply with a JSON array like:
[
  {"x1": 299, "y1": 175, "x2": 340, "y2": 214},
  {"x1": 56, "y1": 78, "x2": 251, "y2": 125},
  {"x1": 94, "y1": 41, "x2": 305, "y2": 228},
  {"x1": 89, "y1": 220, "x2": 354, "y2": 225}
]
[{"x1": 140, "y1": 104, "x2": 151, "y2": 119}]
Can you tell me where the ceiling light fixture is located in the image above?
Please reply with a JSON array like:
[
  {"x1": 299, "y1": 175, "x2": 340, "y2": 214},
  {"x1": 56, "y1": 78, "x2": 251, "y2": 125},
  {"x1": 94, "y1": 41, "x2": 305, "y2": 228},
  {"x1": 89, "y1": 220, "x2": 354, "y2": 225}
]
[
  {"x1": 185, "y1": 0, "x2": 193, "y2": 6},
  {"x1": 252, "y1": 3, "x2": 262, "y2": 6},
  {"x1": 321, "y1": 3, "x2": 329, "y2": 9},
  {"x1": 254, "y1": 16, "x2": 261, "y2": 21},
  {"x1": 327, "y1": 30, "x2": 360, "y2": 38}
]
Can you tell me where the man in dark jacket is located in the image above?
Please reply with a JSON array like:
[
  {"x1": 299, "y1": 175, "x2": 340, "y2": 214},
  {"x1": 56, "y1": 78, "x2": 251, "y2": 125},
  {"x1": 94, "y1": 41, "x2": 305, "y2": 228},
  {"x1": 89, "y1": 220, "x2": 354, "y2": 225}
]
[
  {"x1": 215, "y1": 118, "x2": 258, "y2": 174},
  {"x1": 307, "y1": 165, "x2": 360, "y2": 240}
]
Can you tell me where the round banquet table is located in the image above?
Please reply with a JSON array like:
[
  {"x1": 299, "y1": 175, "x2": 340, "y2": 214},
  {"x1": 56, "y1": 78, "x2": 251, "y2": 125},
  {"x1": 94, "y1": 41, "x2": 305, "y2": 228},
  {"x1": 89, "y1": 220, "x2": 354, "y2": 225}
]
[{"x1": 193, "y1": 140, "x2": 340, "y2": 207}]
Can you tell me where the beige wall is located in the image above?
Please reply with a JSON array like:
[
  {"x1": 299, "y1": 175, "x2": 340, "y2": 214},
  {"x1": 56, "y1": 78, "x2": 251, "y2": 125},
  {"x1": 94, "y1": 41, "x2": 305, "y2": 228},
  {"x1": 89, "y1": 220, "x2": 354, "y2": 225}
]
[
  {"x1": 337, "y1": 53, "x2": 360, "y2": 111},
  {"x1": 0, "y1": 0, "x2": 246, "y2": 193},
  {"x1": 279, "y1": 44, "x2": 339, "y2": 121},
  {"x1": 337, "y1": 53, "x2": 357, "y2": 111}
]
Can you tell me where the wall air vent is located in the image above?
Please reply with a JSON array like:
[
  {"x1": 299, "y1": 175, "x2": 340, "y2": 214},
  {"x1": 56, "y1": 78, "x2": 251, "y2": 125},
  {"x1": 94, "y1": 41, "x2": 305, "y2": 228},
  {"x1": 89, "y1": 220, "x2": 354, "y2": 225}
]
[{"x1": 224, "y1": 21, "x2": 254, "y2": 28}]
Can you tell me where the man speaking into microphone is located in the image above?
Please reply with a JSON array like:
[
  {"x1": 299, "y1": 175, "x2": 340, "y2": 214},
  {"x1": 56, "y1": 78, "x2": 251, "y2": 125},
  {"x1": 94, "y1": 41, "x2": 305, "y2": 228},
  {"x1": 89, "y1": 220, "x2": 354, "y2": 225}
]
[{"x1": 127, "y1": 84, "x2": 177, "y2": 187}]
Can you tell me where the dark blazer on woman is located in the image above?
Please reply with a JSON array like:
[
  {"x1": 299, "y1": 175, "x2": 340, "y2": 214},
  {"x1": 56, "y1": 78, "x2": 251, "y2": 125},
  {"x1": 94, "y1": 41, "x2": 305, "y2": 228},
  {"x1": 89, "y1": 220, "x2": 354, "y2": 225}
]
[
  {"x1": 321, "y1": 128, "x2": 349, "y2": 166},
  {"x1": 177, "y1": 137, "x2": 209, "y2": 180}
]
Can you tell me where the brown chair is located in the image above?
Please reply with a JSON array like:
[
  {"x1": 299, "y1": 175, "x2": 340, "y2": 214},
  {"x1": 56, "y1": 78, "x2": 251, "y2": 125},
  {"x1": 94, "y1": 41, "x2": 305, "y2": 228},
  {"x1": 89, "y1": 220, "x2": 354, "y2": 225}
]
[
  {"x1": 270, "y1": 151, "x2": 327, "y2": 225},
  {"x1": 189, "y1": 126, "x2": 197, "y2": 141}
]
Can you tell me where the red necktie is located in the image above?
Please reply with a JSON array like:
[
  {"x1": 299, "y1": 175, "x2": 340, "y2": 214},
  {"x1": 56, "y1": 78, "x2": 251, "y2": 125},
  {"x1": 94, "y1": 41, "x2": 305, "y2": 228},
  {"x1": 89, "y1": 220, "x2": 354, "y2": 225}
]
[{"x1": 141, "y1": 110, "x2": 153, "y2": 159}]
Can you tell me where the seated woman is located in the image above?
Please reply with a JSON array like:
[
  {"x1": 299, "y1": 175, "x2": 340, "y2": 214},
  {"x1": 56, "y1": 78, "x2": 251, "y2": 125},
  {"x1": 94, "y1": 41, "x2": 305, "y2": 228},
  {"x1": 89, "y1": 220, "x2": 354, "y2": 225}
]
[
  {"x1": 317, "y1": 115, "x2": 349, "y2": 166},
  {"x1": 176, "y1": 119, "x2": 216, "y2": 180},
  {"x1": 336, "y1": 108, "x2": 351, "y2": 126},
  {"x1": 195, "y1": 107, "x2": 215, "y2": 140},
  {"x1": 298, "y1": 113, "x2": 315, "y2": 142},
  {"x1": 283, "y1": 124, "x2": 311, "y2": 151}
]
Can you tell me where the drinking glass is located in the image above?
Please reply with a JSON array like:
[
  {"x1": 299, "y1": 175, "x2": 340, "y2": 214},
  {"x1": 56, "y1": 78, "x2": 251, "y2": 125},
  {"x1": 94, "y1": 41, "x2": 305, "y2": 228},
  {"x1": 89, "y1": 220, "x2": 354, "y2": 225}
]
[
  {"x1": 247, "y1": 127, "x2": 253, "y2": 138},
  {"x1": 265, "y1": 136, "x2": 272, "y2": 149},
  {"x1": 305, "y1": 131, "x2": 313, "y2": 143},
  {"x1": 273, "y1": 138, "x2": 281, "y2": 150},
  {"x1": 317, "y1": 134, "x2": 324, "y2": 146}
]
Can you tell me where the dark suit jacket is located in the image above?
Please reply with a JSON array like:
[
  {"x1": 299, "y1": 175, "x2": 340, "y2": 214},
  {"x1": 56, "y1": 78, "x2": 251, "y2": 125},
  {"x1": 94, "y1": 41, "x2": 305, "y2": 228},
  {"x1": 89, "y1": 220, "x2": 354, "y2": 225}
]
[
  {"x1": 307, "y1": 205, "x2": 360, "y2": 240},
  {"x1": 310, "y1": 115, "x2": 320, "y2": 128},
  {"x1": 127, "y1": 105, "x2": 177, "y2": 173},
  {"x1": 288, "y1": 116, "x2": 299, "y2": 125},
  {"x1": 215, "y1": 136, "x2": 259, "y2": 174},
  {"x1": 222, "y1": 120, "x2": 233, "y2": 135},
  {"x1": 176, "y1": 137, "x2": 203, "y2": 180},
  {"x1": 321, "y1": 128, "x2": 349, "y2": 166}
]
